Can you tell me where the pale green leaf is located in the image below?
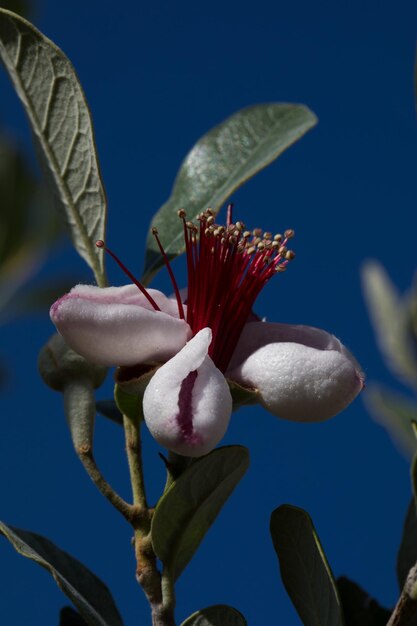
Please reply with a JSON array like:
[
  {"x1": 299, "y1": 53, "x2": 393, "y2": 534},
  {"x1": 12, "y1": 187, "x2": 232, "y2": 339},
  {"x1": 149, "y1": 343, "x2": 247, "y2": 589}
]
[
  {"x1": 361, "y1": 260, "x2": 417, "y2": 389},
  {"x1": 270, "y1": 504, "x2": 344, "y2": 626},
  {"x1": 0, "y1": 9, "x2": 107, "y2": 285},
  {"x1": 180, "y1": 605, "x2": 247, "y2": 626},
  {"x1": 363, "y1": 383, "x2": 417, "y2": 459},
  {"x1": 143, "y1": 103, "x2": 317, "y2": 282},
  {"x1": 0, "y1": 522, "x2": 123, "y2": 626},
  {"x1": 151, "y1": 446, "x2": 249, "y2": 580}
]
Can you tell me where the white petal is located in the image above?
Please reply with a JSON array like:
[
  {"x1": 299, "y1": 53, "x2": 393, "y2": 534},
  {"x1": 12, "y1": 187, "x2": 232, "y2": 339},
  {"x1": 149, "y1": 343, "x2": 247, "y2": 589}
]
[
  {"x1": 50, "y1": 284, "x2": 191, "y2": 366},
  {"x1": 143, "y1": 328, "x2": 232, "y2": 457},
  {"x1": 228, "y1": 322, "x2": 364, "y2": 422}
]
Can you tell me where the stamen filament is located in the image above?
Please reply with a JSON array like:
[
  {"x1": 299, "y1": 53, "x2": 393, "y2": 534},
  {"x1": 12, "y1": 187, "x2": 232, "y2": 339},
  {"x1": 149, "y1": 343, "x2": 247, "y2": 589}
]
[
  {"x1": 151, "y1": 228, "x2": 185, "y2": 320},
  {"x1": 95, "y1": 241, "x2": 161, "y2": 311}
]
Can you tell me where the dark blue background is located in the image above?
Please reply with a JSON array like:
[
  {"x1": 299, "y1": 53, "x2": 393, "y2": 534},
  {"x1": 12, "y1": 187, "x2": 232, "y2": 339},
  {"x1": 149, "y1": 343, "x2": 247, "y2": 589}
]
[{"x1": 1, "y1": 0, "x2": 417, "y2": 624}]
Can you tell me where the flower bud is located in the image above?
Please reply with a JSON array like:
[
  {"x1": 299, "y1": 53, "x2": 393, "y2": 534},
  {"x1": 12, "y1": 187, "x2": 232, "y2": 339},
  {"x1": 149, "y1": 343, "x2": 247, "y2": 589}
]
[
  {"x1": 143, "y1": 328, "x2": 232, "y2": 457},
  {"x1": 38, "y1": 334, "x2": 107, "y2": 450}
]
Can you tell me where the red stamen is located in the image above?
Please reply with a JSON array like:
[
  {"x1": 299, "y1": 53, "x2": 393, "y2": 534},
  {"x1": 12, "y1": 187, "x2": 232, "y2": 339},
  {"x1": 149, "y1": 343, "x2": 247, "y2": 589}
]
[
  {"x1": 151, "y1": 228, "x2": 185, "y2": 320},
  {"x1": 95, "y1": 240, "x2": 161, "y2": 311},
  {"x1": 178, "y1": 214, "x2": 295, "y2": 372}
]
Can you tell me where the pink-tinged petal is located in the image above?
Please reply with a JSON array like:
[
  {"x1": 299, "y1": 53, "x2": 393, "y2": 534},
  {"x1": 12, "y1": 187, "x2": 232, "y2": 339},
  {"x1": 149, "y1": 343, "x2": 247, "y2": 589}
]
[
  {"x1": 228, "y1": 322, "x2": 364, "y2": 422},
  {"x1": 50, "y1": 284, "x2": 191, "y2": 366},
  {"x1": 143, "y1": 328, "x2": 232, "y2": 457}
]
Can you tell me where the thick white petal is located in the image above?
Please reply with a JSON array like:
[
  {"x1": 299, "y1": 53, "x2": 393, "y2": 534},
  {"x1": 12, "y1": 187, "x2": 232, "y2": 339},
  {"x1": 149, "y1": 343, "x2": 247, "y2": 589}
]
[
  {"x1": 143, "y1": 328, "x2": 232, "y2": 457},
  {"x1": 228, "y1": 322, "x2": 364, "y2": 422},
  {"x1": 50, "y1": 284, "x2": 191, "y2": 366}
]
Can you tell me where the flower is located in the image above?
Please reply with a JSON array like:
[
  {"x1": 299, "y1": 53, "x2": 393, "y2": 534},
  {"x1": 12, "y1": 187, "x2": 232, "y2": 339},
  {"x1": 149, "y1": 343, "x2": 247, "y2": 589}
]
[{"x1": 50, "y1": 207, "x2": 364, "y2": 456}]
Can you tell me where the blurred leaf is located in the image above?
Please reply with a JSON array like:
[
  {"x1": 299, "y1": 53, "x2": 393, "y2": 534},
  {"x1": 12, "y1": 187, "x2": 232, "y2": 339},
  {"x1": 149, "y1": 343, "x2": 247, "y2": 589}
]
[
  {"x1": 0, "y1": 1, "x2": 31, "y2": 17},
  {"x1": 96, "y1": 399, "x2": 123, "y2": 426},
  {"x1": 0, "y1": 522, "x2": 123, "y2": 626},
  {"x1": 397, "y1": 499, "x2": 417, "y2": 590},
  {"x1": 337, "y1": 577, "x2": 391, "y2": 626},
  {"x1": 0, "y1": 276, "x2": 79, "y2": 324},
  {"x1": 362, "y1": 261, "x2": 417, "y2": 389},
  {"x1": 60, "y1": 607, "x2": 89, "y2": 626},
  {"x1": 143, "y1": 103, "x2": 317, "y2": 283},
  {"x1": 270, "y1": 504, "x2": 344, "y2": 626},
  {"x1": 151, "y1": 445, "x2": 249, "y2": 580},
  {"x1": 0, "y1": 136, "x2": 34, "y2": 267},
  {"x1": 180, "y1": 605, "x2": 247, "y2": 625},
  {"x1": 0, "y1": 9, "x2": 107, "y2": 286},
  {"x1": 363, "y1": 383, "x2": 417, "y2": 459}
]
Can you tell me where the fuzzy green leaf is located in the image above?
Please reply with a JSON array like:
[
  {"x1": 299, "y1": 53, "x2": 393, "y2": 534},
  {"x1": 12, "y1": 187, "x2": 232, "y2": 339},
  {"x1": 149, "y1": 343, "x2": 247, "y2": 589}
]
[
  {"x1": 270, "y1": 504, "x2": 344, "y2": 626},
  {"x1": 180, "y1": 605, "x2": 247, "y2": 626},
  {"x1": 143, "y1": 103, "x2": 317, "y2": 282},
  {"x1": 0, "y1": 9, "x2": 107, "y2": 286},
  {"x1": 151, "y1": 446, "x2": 249, "y2": 580},
  {"x1": 0, "y1": 522, "x2": 123, "y2": 626},
  {"x1": 363, "y1": 383, "x2": 417, "y2": 459}
]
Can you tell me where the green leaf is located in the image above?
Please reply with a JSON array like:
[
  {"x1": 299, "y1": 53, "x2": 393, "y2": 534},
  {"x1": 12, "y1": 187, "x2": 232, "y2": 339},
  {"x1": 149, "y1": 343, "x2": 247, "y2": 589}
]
[
  {"x1": 143, "y1": 103, "x2": 317, "y2": 282},
  {"x1": 0, "y1": 9, "x2": 107, "y2": 286},
  {"x1": 0, "y1": 522, "x2": 123, "y2": 626},
  {"x1": 96, "y1": 400, "x2": 123, "y2": 426},
  {"x1": 336, "y1": 577, "x2": 391, "y2": 626},
  {"x1": 397, "y1": 499, "x2": 417, "y2": 590},
  {"x1": 270, "y1": 504, "x2": 344, "y2": 626},
  {"x1": 180, "y1": 605, "x2": 247, "y2": 626},
  {"x1": 361, "y1": 261, "x2": 417, "y2": 389},
  {"x1": 363, "y1": 383, "x2": 417, "y2": 459},
  {"x1": 60, "y1": 607, "x2": 89, "y2": 626},
  {"x1": 151, "y1": 445, "x2": 249, "y2": 580}
]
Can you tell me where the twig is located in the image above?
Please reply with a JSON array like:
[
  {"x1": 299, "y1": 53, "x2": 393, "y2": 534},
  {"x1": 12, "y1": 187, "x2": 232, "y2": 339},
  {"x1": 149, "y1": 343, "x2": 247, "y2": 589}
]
[
  {"x1": 77, "y1": 444, "x2": 135, "y2": 523},
  {"x1": 387, "y1": 563, "x2": 417, "y2": 626}
]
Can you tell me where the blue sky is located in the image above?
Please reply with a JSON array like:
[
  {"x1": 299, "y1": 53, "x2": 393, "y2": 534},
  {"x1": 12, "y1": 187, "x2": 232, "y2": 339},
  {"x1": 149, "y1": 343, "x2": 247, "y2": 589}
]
[{"x1": 1, "y1": 0, "x2": 417, "y2": 624}]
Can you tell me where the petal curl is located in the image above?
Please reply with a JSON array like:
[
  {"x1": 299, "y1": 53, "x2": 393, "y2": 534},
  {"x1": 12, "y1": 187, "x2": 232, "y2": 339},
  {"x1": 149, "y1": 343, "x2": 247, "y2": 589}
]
[
  {"x1": 228, "y1": 322, "x2": 364, "y2": 422},
  {"x1": 143, "y1": 328, "x2": 232, "y2": 457},
  {"x1": 50, "y1": 284, "x2": 191, "y2": 366}
]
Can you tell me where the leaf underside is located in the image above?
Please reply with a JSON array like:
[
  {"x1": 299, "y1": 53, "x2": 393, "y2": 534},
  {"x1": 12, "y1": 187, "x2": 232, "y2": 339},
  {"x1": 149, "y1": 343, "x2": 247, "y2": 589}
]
[
  {"x1": 0, "y1": 522, "x2": 123, "y2": 626},
  {"x1": 0, "y1": 9, "x2": 107, "y2": 285}
]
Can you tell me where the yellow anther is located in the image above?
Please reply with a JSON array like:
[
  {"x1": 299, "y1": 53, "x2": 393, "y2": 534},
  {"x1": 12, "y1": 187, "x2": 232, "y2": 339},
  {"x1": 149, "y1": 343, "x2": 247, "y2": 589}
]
[
  {"x1": 247, "y1": 246, "x2": 256, "y2": 255},
  {"x1": 253, "y1": 228, "x2": 262, "y2": 237},
  {"x1": 243, "y1": 230, "x2": 251, "y2": 239},
  {"x1": 235, "y1": 221, "x2": 245, "y2": 231},
  {"x1": 285, "y1": 250, "x2": 296, "y2": 261},
  {"x1": 278, "y1": 246, "x2": 287, "y2": 257},
  {"x1": 284, "y1": 229, "x2": 295, "y2": 239},
  {"x1": 263, "y1": 232, "x2": 272, "y2": 240},
  {"x1": 178, "y1": 209, "x2": 186, "y2": 218},
  {"x1": 274, "y1": 233, "x2": 283, "y2": 242},
  {"x1": 257, "y1": 242, "x2": 265, "y2": 251},
  {"x1": 275, "y1": 264, "x2": 287, "y2": 272}
]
